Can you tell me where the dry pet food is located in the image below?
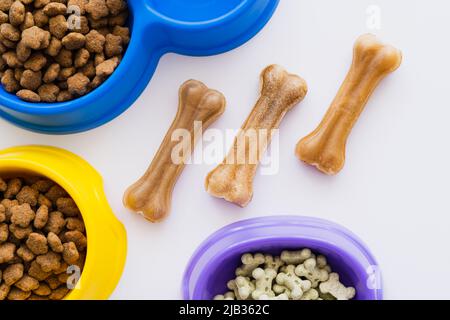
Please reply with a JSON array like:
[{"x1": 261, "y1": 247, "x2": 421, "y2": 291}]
[
  {"x1": 0, "y1": 0, "x2": 130, "y2": 102},
  {"x1": 0, "y1": 176, "x2": 87, "y2": 300},
  {"x1": 214, "y1": 249, "x2": 355, "y2": 301},
  {"x1": 295, "y1": 34, "x2": 402, "y2": 175},
  {"x1": 205, "y1": 64, "x2": 308, "y2": 207},
  {"x1": 123, "y1": 80, "x2": 226, "y2": 222}
]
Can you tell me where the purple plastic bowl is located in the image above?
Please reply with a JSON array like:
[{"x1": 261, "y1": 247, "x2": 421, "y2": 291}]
[{"x1": 182, "y1": 216, "x2": 382, "y2": 300}]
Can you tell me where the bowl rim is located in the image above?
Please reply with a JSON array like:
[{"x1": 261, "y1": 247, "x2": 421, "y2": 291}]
[{"x1": 146, "y1": 0, "x2": 251, "y2": 26}]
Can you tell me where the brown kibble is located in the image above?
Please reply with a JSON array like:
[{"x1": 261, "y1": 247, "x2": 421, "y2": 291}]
[
  {"x1": 10, "y1": 203, "x2": 35, "y2": 227},
  {"x1": 106, "y1": 0, "x2": 127, "y2": 16},
  {"x1": 56, "y1": 197, "x2": 80, "y2": 216},
  {"x1": 47, "y1": 232, "x2": 63, "y2": 253},
  {"x1": 45, "y1": 275, "x2": 60, "y2": 289},
  {"x1": 15, "y1": 275, "x2": 39, "y2": 291},
  {"x1": 3, "y1": 263, "x2": 23, "y2": 285},
  {"x1": 89, "y1": 74, "x2": 103, "y2": 89},
  {"x1": 43, "y1": 63, "x2": 60, "y2": 83},
  {"x1": 55, "y1": 48, "x2": 72, "y2": 67},
  {"x1": 53, "y1": 261, "x2": 68, "y2": 275},
  {"x1": 38, "y1": 83, "x2": 60, "y2": 102},
  {"x1": 21, "y1": 26, "x2": 50, "y2": 50},
  {"x1": 1, "y1": 199, "x2": 18, "y2": 222},
  {"x1": 1, "y1": 69, "x2": 20, "y2": 92},
  {"x1": 86, "y1": 0, "x2": 109, "y2": 20},
  {"x1": 85, "y1": 30, "x2": 105, "y2": 53},
  {"x1": 0, "y1": 223, "x2": 8, "y2": 242},
  {"x1": 44, "y1": 211, "x2": 65, "y2": 234},
  {"x1": 0, "y1": 283, "x2": 10, "y2": 300},
  {"x1": 74, "y1": 48, "x2": 89, "y2": 68},
  {"x1": 43, "y1": 2, "x2": 67, "y2": 16},
  {"x1": 28, "y1": 261, "x2": 51, "y2": 281},
  {"x1": 0, "y1": 0, "x2": 127, "y2": 104},
  {"x1": 7, "y1": 253, "x2": 22, "y2": 264},
  {"x1": 9, "y1": 1, "x2": 26, "y2": 27},
  {"x1": 3, "y1": 51, "x2": 23, "y2": 68},
  {"x1": 64, "y1": 231, "x2": 86, "y2": 251},
  {"x1": 32, "y1": 179, "x2": 54, "y2": 193},
  {"x1": 33, "y1": 9, "x2": 48, "y2": 28},
  {"x1": 26, "y1": 232, "x2": 48, "y2": 255},
  {"x1": 36, "y1": 251, "x2": 61, "y2": 272},
  {"x1": 65, "y1": 218, "x2": 85, "y2": 233},
  {"x1": 7, "y1": 287, "x2": 31, "y2": 300},
  {"x1": 33, "y1": 283, "x2": 51, "y2": 296},
  {"x1": 16, "y1": 244, "x2": 34, "y2": 262},
  {"x1": 21, "y1": 12, "x2": 35, "y2": 31},
  {"x1": 45, "y1": 37, "x2": 62, "y2": 57},
  {"x1": 34, "y1": 205, "x2": 49, "y2": 229},
  {"x1": 49, "y1": 286, "x2": 69, "y2": 300},
  {"x1": 16, "y1": 186, "x2": 39, "y2": 206},
  {"x1": 94, "y1": 52, "x2": 104, "y2": 66},
  {"x1": 0, "y1": 0, "x2": 14, "y2": 12},
  {"x1": 34, "y1": 0, "x2": 51, "y2": 9},
  {"x1": 80, "y1": 60, "x2": 95, "y2": 78},
  {"x1": 9, "y1": 223, "x2": 32, "y2": 239},
  {"x1": 108, "y1": 10, "x2": 128, "y2": 27},
  {"x1": 104, "y1": 33, "x2": 122, "y2": 57},
  {"x1": 16, "y1": 40, "x2": 31, "y2": 62},
  {"x1": 62, "y1": 241, "x2": 79, "y2": 264},
  {"x1": 37, "y1": 194, "x2": 52, "y2": 209},
  {"x1": 20, "y1": 69, "x2": 41, "y2": 91},
  {"x1": 24, "y1": 53, "x2": 47, "y2": 71},
  {"x1": 112, "y1": 25, "x2": 129, "y2": 45},
  {"x1": 73, "y1": 15, "x2": 89, "y2": 34},
  {"x1": 0, "y1": 24, "x2": 21, "y2": 42},
  {"x1": 56, "y1": 90, "x2": 72, "y2": 102},
  {"x1": 62, "y1": 32, "x2": 85, "y2": 50},
  {"x1": 4, "y1": 178, "x2": 21, "y2": 199},
  {"x1": 0, "y1": 178, "x2": 6, "y2": 192},
  {"x1": 57, "y1": 66, "x2": 75, "y2": 80},
  {"x1": 0, "y1": 11, "x2": 8, "y2": 24},
  {"x1": 49, "y1": 15, "x2": 67, "y2": 39},
  {"x1": 96, "y1": 56, "x2": 118, "y2": 77},
  {"x1": 67, "y1": 72, "x2": 89, "y2": 96},
  {"x1": 0, "y1": 55, "x2": 6, "y2": 71},
  {"x1": 68, "y1": 0, "x2": 88, "y2": 14},
  {"x1": 57, "y1": 272, "x2": 69, "y2": 284},
  {"x1": 0, "y1": 205, "x2": 5, "y2": 223}
]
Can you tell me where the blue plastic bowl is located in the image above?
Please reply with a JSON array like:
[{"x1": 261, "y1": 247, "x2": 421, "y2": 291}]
[{"x1": 0, "y1": 0, "x2": 279, "y2": 134}]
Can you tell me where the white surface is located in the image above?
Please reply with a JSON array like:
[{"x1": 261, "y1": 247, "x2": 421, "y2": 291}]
[{"x1": 1, "y1": 0, "x2": 449, "y2": 300}]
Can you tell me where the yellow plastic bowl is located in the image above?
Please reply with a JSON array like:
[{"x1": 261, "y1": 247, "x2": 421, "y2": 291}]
[{"x1": 0, "y1": 145, "x2": 127, "y2": 300}]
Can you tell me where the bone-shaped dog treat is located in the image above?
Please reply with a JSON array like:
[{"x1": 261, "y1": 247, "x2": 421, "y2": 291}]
[
  {"x1": 123, "y1": 80, "x2": 226, "y2": 222},
  {"x1": 205, "y1": 65, "x2": 308, "y2": 207},
  {"x1": 296, "y1": 34, "x2": 402, "y2": 175}
]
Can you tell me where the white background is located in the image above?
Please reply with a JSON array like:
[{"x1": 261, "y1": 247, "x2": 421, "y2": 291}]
[{"x1": 2, "y1": 0, "x2": 449, "y2": 300}]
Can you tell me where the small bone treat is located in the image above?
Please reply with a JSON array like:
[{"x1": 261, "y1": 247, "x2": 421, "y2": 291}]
[
  {"x1": 295, "y1": 34, "x2": 402, "y2": 175},
  {"x1": 123, "y1": 80, "x2": 226, "y2": 222},
  {"x1": 0, "y1": 0, "x2": 130, "y2": 102},
  {"x1": 214, "y1": 249, "x2": 356, "y2": 300},
  {"x1": 0, "y1": 176, "x2": 87, "y2": 300},
  {"x1": 319, "y1": 273, "x2": 356, "y2": 300},
  {"x1": 205, "y1": 65, "x2": 308, "y2": 207}
]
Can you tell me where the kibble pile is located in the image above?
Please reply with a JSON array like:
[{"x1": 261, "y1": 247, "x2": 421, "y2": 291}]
[
  {"x1": 0, "y1": 176, "x2": 87, "y2": 300},
  {"x1": 0, "y1": 0, "x2": 130, "y2": 103}
]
